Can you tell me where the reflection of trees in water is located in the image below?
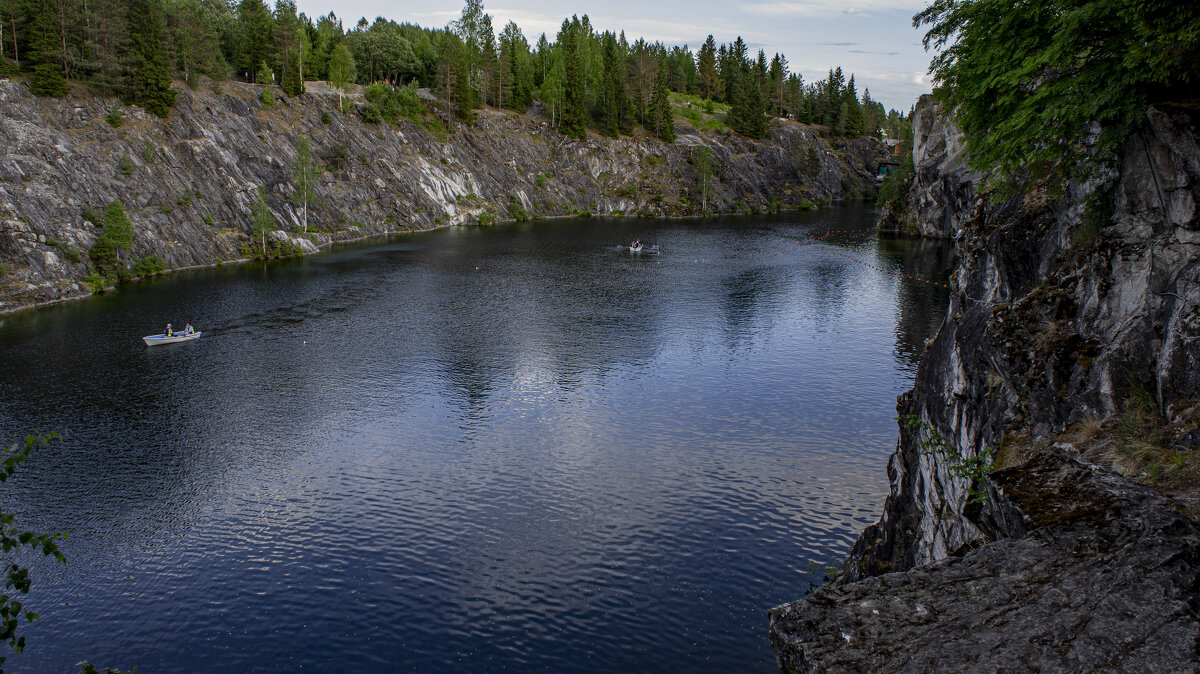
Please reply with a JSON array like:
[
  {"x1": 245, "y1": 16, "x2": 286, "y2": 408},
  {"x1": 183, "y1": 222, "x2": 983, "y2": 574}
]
[
  {"x1": 877, "y1": 234, "x2": 955, "y2": 365},
  {"x1": 719, "y1": 266, "x2": 787, "y2": 347},
  {"x1": 808, "y1": 260, "x2": 854, "y2": 326}
]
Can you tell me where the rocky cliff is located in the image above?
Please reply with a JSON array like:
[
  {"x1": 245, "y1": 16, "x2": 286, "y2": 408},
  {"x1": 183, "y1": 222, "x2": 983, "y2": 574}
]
[
  {"x1": 0, "y1": 78, "x2": 886, "y2": 314},
  {"x1": 771, "y1": 97, "x2": 1200, "y2": 670},
  {"x1": 877, "y1": 94, "x2": 978, "y2": 239}
]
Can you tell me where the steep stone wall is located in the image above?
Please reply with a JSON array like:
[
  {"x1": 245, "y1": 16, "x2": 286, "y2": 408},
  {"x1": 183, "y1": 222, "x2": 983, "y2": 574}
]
[
  {"x1": 0, "y1": 78, "x2": 886, "y2": 313},
  {"x1": 878, "y1": 94, "x2": 979, "y2": 239},
  {"x1": 771, "y1": 105, "x2": 1200, "y2": 670}
]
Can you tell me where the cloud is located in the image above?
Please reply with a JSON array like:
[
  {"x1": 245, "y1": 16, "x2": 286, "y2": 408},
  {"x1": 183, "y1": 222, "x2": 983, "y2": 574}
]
[
  {"x1": 743, "y1": 0, "x2": 923, "y2": 17},
  {"x1": 817, "y1": 41, "x2": 858, "y2": 46}
]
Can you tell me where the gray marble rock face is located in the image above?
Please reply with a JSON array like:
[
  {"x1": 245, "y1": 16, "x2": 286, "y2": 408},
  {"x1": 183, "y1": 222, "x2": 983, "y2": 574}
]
[
  {"x1": 770, "y1": 449, "x2": 1200, "y2": 674},
  {"x1": 771, "y1": 104, "x2": 1200, "y2": 671},
  {"x1": 0, "y1": 79, "x2": 888, "y2": 313}
]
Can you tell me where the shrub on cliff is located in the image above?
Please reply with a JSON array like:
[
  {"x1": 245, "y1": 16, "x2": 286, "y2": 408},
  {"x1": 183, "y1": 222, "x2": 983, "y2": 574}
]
[
  {"x1": 916, "y1": 0, "x2": 1200, "y2": 192},
  {"x1": 87, "y1": 201, "x2": 134, "y2": 270}
]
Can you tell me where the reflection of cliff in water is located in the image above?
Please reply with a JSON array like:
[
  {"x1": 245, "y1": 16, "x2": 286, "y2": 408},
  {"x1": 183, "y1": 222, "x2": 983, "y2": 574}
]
[{"x1": 878, "y1": 234, "x2": 955, "y2": 366}]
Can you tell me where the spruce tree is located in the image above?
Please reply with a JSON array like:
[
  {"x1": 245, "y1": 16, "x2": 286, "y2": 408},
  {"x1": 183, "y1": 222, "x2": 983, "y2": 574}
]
[
  {"x1": 126, "y1": 0, "x2": 176, "y2": 117},
  {"x1": 26, "y1": 0, "x2": 68, "y2": 96},
  {"x1": 697, "y1": 35, "x2": 719, "y2": 101},
  {"x1": 650, "y1": 56, "x2": 674, "y2": 142},
  {"x1": 557, "y1": 16, "x2": 586, "y2": 140},
  {"x1": 598, "y1": 31, "x2": 623, "y2": 137}
]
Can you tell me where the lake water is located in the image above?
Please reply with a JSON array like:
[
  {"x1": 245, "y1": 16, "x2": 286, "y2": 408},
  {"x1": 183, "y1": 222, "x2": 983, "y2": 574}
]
[{"x1": 0, "y1": 207, "x2": 950, "y2": 672}]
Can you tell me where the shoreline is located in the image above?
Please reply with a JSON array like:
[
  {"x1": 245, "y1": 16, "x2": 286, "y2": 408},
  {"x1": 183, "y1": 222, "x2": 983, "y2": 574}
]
[{"x1": 1, "y1": 201, "x2": 869, "y2": 318}]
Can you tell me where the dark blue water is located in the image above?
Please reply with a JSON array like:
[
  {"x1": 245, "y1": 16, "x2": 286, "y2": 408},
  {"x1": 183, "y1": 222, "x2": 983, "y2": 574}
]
[{"x1": 0, "y1": 207, "x2": 950, "y2": 672}]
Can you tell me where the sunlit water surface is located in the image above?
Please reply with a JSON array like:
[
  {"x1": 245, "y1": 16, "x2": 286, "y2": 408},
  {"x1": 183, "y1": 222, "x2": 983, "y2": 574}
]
[{"x1": 0, "y1": 207, "x2": 951, "y2": 671}]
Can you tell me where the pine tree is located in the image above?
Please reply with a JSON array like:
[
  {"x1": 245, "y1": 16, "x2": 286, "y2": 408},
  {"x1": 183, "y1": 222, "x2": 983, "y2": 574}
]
[
  {"x1": 274, "y1": 0, "x2": 304, "y2": 95},
  {"x1": 126, "y1": 0, "x2": 175, "y2": 116},
  {"x1": 26, "y1": 0, "x2": 67, "y2": 96},
  {"x1": 843, "y1": 74, "x2": 864, "y2": 136},
  {"x1": 557, "y1": 16, "x2": 586, "y2": 140},
  {"x1": 650, "y1": 54, "x2": 674, "y2": 142},
  {"x1": 698, "y1": 36, "x2": 719, "y2": 100},
  {"x1": 237, "y1": 0, "x2": 273, "y2": 82}
]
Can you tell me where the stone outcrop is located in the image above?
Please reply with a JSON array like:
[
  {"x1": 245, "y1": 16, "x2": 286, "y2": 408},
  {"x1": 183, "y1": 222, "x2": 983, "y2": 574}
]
[
  {"x1": 878, "y1": 94, "x2": 979, "y2": 239},
  {"x1": 770, "y1": 449, "x2": 1200, "y2": 673},
  {"x1": 771, "y1": 103, "x2": 1200, "y2": 670},
  {"x1": 0, "y1": 78, "x2": 887, "y2": 313}
]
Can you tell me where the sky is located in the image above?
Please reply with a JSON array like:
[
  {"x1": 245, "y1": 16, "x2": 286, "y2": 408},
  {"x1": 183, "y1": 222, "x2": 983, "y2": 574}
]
[{"x1": 294, "y1": 0, "x2": 936, "y2": 113}]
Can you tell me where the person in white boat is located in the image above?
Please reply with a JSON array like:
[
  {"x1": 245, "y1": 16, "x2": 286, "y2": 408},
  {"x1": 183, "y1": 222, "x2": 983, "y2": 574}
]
[
  {"x1": 165, "y1": 323, "x2": 173, "y2": 337},
  {"x1": 184, "y1": 322, "x2": 194, "y2": 335}
]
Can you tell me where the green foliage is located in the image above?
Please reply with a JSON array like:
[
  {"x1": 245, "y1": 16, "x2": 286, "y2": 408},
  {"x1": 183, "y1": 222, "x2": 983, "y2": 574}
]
[
  {"x1": 292, "y1": 134, "x2": 319, "y2": 233},
  {"x1": 118, "y1": 155, "x2": 135, "y2": 176},
  {"x1": 0, "y1": 433, "x2": 68, "y2": 669},
  {"x1": 321, "y1": 111, "x2": 331, "y2": 125},
  {"x1": 105, "y1": 105, "x2": 123, "y2": 128},
  {"x1": 158, "y1": 204, "x2": 173, "y2": 214},
  {"x1": 249, "y1": 186, "x2": 273, "y2": 256},
  {"x1": 132, "y1": 254, "x2": 165, "y2": 277},
  {"x1": 877, "y1": 147, "x2": 913, "y2": 209},
  {"x1": 900, "y1": 415, "x2": 996, "y2": 504},
  {"x1": 476, "y1": 211, "x2": 496, "y2": 225},
  {"x1": 260, "y1": 86, "x2": 275, "y2": 107},
  {"x1": 88, "y1": 201, "x2": 134, "y2": 271},
  {"x1": 0, "y1": 262, "x2": 7, "y2": 278},
  {"x1": 362, "y1": 83, "x2": 426, "y2": 125},
  {"x1": 142, "y1": 143, "x2": 154, "y2": 163},
  {"x1": 26, "y1": 0, "x2": 68, "y2": 97},
  {"x1": 48, "y1": 239, "x2": 83, "y2": 263},
  {"x1": 204, "y1": 214, "x2": 215, "y2": 226},
  {"x1": 650, "y1": 57, "x2": 676, "y2": 142},
  {"x1": 125, "y1": 0, "x2": 177, "y2": 117},
  {"x1": 256, "y1": 61, "x2": 275, "y2": 88},
  {"x1": 83, "y1": 270, "x2": 109, "y2": 293},
  {"x1": 506, "y1": 196, "x2": 530, "y2": 221},
  {"x1": 535, "y1": 175, "x2": 547, "y2": 188},
  {"x1": 81, "y1": 205, "x2": 101, "y2": 225},
  {"x1": 915, "y1": 0, "x2": 1200, "y2": 192}
]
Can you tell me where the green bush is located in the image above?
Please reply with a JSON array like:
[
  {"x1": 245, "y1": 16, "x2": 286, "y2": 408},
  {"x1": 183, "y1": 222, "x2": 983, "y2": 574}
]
[
  {"x1": 83, "y1": 270, "x2": 110, "y2": 293},
  {"x1": 876, "y1": 148, "x2": 912, "y2": 210},
  {"x1": 507, "y1": 197, "x2": 530, "y2": 221},
  {"x1": 132, "y1": 254, "x2": 165, "y2": 277},
  {"x1": 260, "y1": 87, "x2": 275, "y2": 107},
  {"x1": 118, "y1": 154, "x2": 134, "y2": 176},
  {"x1": 362, "y1": 82, "x2": 425, "y2": 125},
  {"x1": 321, "y1": 110, "x2": 331, "y2": 125},
  {"x1": 158, "y1": 204, "x2": 173, "y2": 214},
  {"x1": 105, "y1": 104, "x2": 123, "y2": 128},
  {"x1": 361, "y1": 102, "x2": 382, "y2": 124}
]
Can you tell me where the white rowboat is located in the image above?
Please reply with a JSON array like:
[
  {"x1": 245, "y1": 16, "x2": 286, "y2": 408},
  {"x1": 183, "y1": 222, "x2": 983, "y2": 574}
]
[{"x1": 143, "y1": 331, "x2": 202, "y2": 346}]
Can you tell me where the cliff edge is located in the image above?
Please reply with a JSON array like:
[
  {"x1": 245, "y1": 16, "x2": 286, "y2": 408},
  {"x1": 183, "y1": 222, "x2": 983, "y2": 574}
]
[
  {"x1": 0, "y1": 78, "x2": 886, "y2": 314},
  {"x1": 771, "y1": 98, "x2": 1200, "y2": 670}
]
